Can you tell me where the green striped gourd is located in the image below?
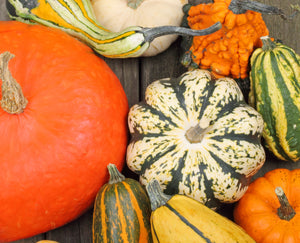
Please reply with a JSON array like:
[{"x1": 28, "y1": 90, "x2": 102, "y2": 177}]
[
  {"x1": 249, "y1": 36, "x2": 300, "y2": 162},
  {"x1": 126, "y1": 69, "x2": 265, "y2": 209},
  {"x1": 146, "y1": 180, "x2": 255, "y2": 243},
  {"x1": 6, "y1": 0, "x2": 221, "y2": 58},
  {"x1": 92, "y1": 164, "x2": 152, "y2": 243}
]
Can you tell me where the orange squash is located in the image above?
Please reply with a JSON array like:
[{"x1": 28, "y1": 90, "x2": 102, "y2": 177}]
[
  {"x1": 181, "y1": 0, "x2": 286, "y2": 79},
  {"x1": 234, "y1": 168, "x2": 300, "y2": 243},
  {"x1": 0, "y1": 21, "x2": 128, "y2": 242}
]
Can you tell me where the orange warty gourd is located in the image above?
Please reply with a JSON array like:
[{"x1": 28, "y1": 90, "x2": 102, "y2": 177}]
[
  {"x1": 0, "y1": 21, "x2": 128, "y2": 242},
  {"x1": 181, "y1": 0, "x2": 285, "y2": 79},
  {"x1": 234, "y1": 168, "x2": 300, "y2": 243}
]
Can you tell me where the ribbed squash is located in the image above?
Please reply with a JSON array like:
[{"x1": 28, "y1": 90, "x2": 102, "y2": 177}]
[
  {"x1": 92, "y1": 164, "x2": 152, "y2": 243},
  {"x1": 249, "y1": 36, "x2": 300, "y2": 162},
  {"x1": 127, "y1": 69, "x2": 265, "y2": 209},
  {"x1": 146, "y1": 179, "x2": 256, "y2": 243}
]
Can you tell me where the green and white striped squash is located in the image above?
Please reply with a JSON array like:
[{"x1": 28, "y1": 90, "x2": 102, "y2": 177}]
[
  {"x1": 126, "y1": 69, "x2": 265, "y2": 209},
  {"x1": 249, "y1": 36, "x2": 300, "y2": 162}
]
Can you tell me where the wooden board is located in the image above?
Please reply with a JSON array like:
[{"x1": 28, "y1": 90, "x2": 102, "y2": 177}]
[{"x1": 0, "y1": 0, "x2": 299, "y2": 242}]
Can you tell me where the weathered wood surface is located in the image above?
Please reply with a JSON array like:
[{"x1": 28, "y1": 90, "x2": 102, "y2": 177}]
[{"x1": 0, "y1": 0, "x2": 299, "y2": 242}]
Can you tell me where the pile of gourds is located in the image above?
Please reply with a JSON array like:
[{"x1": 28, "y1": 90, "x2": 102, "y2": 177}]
[{"x1": 0, "y1": 0, "x2": 299, "y2": 242}]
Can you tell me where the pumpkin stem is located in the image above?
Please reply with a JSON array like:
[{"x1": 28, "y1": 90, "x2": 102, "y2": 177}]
[
  {"x1": 260, "y1": 36, "x2": 277, "y2": 51},
  {"x1": 146, "y1": 180, "x2": 172, "y2": 211},
  {"x1": 275, "y1": 187, "x2": 296, "y2": 221},
  {"x1": 185, "y1": 123, "x2": 209, "y2": 144},
  {"x1": 228, "y1": 0, "x2": 287, "y2": 19},
  {"x1": 0, "y1": 52, "x2": 28, "y2": 114},
  {"x1": 143, "y1": 21, "x2": 222, "y2": 43},
  {"x1": 127, "y1": 0, "x2": 143, "y2": 9},
  {"x1": 107, "y1": 164, "x2": 125, "y2": 184}
]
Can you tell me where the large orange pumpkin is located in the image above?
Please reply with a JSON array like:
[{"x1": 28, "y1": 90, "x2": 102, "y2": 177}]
[
  {"x1": 234, "y1": 168, "x2": 300, "y2": 243},
  {"x1": 0, "y1": 21, "x2": 128, "y2": 242}
]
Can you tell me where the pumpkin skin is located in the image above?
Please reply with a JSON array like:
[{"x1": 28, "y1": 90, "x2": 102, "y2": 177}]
[
  {"x1": 91, "y1": 0, "x2": 188, "y2": 56},
  {"x1": 234, "y1": 168, "x2": 300, "y2": 243},
  {"x1": 146, "y1": 180, "x2": 255, "y2": 243},
  {"x1": 248, "y1": 36, "x2": 300, "y2": 162},
  {"x1": 126, "y1": 69, "x2": 265, "y2": 209},
  {"x1": 93, "y1": 164, "x2": 152, "y2": 243},
  {"x1": 0, "y1": 21, "x2": 128, "y2": 242}
]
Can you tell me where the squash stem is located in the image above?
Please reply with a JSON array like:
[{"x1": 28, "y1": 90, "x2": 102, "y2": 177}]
[
  {"x1": 127, "y1": 0, "x2": 143, "y2": 9},
  {"x1": 107, "y1": 164, "x2": 125, "y2": 184},
  {"x1": 275, "y1": 187, "x2": 296, "y2": 221},
  {"x1": 146, "y1": 180, "x2": 172, "y2": 211},
  {"x1": 0, "y1": 52, "x2": 28, "y2": 114},
  {"x1": 228, "y1": 0, "x2": 286, "y2": 19},
  {"x1": 185, "y1": 124, "x2": 208, "y2": 144},
  {"x1": 143, "y1": 22, "x2": 222, "y2": 43},
  {"x1": 260, "y1": 36, "x2": 277, "y2": 51}
]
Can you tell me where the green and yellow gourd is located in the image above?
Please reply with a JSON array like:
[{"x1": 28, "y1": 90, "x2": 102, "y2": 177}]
[
  {"x1": 146, "y1": 179, "x2": 255, "y2": 243},
  {"x1": 6, "y1": 0, "x2": 221, "y2": 58},
  {"x1": 126, "y1": 69, "x2": 265, "y2": 209},
  {"x1": 249, "y1": 36, "x2": 300, "y2": 162},
  {"x1": 92, "y1": 164, "x2": 152, "y2": 243}
]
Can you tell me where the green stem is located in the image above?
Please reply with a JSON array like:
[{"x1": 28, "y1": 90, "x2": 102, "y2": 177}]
[
  {"x1": 146, "y1": 180, "x2": 172, "y2": 211},
  {"x1": 228, "y1": 0, "x2": 286, "y2": 19},
  {"x1": 260, "y1": 36, "x2": 277, "y2": 51},
  {"x1": 143, "y1": 22, "x2": 222, "y2": 43},
  {"x1": 0, "y1": 52, "x2": 28, "y2": 114},
  {"x1": 127, "y1": 0, "x2": 144, "y2": 9},
  {"x1": 107, "y1": 164, "x2": 125, "y2": 184},
  {"x1": 275, "y1": 187, "x2": 296, "y2": 221}
]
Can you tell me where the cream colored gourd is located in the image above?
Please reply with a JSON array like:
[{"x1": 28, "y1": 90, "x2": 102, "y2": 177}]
[{"x1": 91, "y1": 0, "x2": 188, "y2": 56}]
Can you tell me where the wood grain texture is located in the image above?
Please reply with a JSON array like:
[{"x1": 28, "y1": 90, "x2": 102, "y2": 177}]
[{"x1": 0, "y1": 0, "x2": 299, "y2": 242}]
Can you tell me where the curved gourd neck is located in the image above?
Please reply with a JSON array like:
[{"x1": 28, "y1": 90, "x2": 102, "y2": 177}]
[{"x1": 6, "y1": 0, "x2": 222, "y2": 58}]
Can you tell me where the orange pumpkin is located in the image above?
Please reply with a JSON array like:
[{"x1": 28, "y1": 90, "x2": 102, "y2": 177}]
[
  {"x1": 233, "y1": 168, "x2": 300, "y2": 243},
  {"x1": 181, "y1": 0, "x2": 285, "y2": 79},
  {"x1": 0, "y1": 21, "x2": 128, "y2": 242}
]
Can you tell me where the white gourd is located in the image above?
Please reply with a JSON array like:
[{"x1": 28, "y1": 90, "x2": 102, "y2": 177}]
[{"x1": 91, "y1": 0, "x2": 188, "y2": 56}]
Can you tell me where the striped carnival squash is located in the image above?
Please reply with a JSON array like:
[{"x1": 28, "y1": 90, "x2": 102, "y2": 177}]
[
  {"x1": 126, "y1": 69, "x2": 265, "y2": 209},
  {"x1": 146, "y1": 179, "x2": 255, "y2": 243},
  {"x1": 92, "y1": 164, "x2": 152, "y2": 243},
  {"x1": 249, "y1": 36, "x2": 300, "y2": 162}
]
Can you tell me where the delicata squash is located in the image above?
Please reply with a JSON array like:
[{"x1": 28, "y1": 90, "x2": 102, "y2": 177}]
[{"x1": 146, "y1": 179, "x2": 255, "y2": 243}]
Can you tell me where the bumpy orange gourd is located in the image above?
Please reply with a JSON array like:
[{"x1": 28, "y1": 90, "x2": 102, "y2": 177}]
[
  {"x1": 181, "y1": 0, "x2": 284, "y2": 79},
  {"x1": 0, "y1": 21, "x2": 128, "y2": 242},
  {"x1": 234, "y1": 168, "x2": 300, "y2": 243}
]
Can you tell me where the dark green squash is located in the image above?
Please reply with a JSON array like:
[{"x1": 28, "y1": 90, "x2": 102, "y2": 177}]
[
  {"x1": 249, "y1": 36, "x2": 300, "y2": 162},
  {"x1": 92, "y1": 164, "x2": 152, "y2": 243}
]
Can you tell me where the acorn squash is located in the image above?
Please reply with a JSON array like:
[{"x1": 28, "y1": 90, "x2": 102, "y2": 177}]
[
  {"x1": 126, "y1": 69, "x2": 265, "y2": 209},
  {"x1": 92, "y1": 164, "x2": 152, "y2": 243}
]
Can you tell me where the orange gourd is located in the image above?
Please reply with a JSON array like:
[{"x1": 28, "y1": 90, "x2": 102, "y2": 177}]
[
  {"x1": 234, "y1": 168, "x2": 300, "y2": 243},
  {"x1": 181, "y1": 0, "x2": 285, "y2": 79},
  {"x1": 0, "y1": 21, "x2": 128, "y2": 242}
]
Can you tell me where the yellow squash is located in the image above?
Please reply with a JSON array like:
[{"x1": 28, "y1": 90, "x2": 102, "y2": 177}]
[{"x1": 146, "y1": 180, "x2": 255, "y2": 243}]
